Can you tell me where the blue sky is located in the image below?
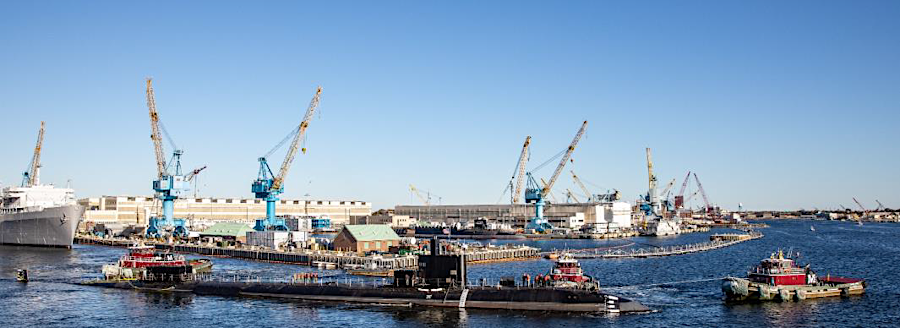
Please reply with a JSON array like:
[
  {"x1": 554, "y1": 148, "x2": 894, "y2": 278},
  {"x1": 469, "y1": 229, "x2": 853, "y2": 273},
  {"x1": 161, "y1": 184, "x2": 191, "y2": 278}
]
[{"x1": 1, "y1": 1, "x2": 897, "y2": 211}]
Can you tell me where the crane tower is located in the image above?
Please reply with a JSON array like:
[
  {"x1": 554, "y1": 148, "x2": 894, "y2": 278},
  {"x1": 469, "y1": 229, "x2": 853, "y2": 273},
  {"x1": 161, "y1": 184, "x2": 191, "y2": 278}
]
[{"x1": 252, "y1": 86, "x2": 322, "y2": 231}]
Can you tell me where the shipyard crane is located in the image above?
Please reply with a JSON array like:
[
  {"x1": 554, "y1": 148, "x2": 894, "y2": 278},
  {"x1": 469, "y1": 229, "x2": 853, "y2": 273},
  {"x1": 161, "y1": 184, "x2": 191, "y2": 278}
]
[
  {"x1": 876, "y1": 200, "x2": 886, "y2": 211},
  {"x1": 852, "y1": 197, "x2": 869, "y2": 224},
  {"x1": 694, "y1": 173, "x2": 712, "y2": 216},
  {"x1": 660, "y1": 178, "x2": 676, "y2": 199},
  {"x1": 538, "y1": 178, "x2": 560, "y2": 203},
  {"x1": 524, "y1": 121, "x2": 588, "y2": 232},
  {"x1": 684, "y1": 190, "x2": 701, "y2": 204},
  {"x1": 409, "y1": 184, "x2": 431, "y2": 205},
  {"x1": 639, "y1": 148, "x2": 661, "y2": 217},
  {"x1": 852, "y1": 198, "x2": 867, "y2": 212},
  {"x1": 675, "y1": 171, "x2": 691, "y2": 210},
  {"x1": 508, "y1": 136, "x2": 531, "y2": 204},
  {"x1": 185, "y1": 165, "x2": 207, "y2": 182},
  {"x1": 252, "y1": 86, "x2": 322, "y2": 231},
  {"x1": 145, "y1": 78, "x2": 191, "y2": 238},
  {"x1": 565, "y1": 189, "x2": 580, "y2": 203},
  {"x1": 21, "y1": 121, "x2": 45, "y2": 187},
  {"x1": 186, "y1": 165, "x2": 207, "y2": 198},
  {"x1": 570, "y1": 170, "x2": 593, "y2": 203}
]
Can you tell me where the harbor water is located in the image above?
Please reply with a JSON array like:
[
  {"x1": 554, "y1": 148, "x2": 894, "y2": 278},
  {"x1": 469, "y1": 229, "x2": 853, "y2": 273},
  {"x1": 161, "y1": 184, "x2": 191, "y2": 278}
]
[{"x1": 1, "y1": 220, "x2": 898, "y2": 327}]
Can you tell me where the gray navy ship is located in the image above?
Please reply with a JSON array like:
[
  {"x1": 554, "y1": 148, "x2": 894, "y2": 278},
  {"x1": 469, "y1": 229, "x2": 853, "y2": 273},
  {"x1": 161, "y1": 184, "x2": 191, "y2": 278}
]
[{"x1": 0, "y1": 121, "x2": 84, "y2": 248}]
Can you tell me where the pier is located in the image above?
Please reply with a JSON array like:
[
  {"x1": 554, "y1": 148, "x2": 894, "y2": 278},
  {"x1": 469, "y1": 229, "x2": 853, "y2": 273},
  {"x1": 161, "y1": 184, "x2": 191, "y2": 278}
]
[{"x1": 75, "y1": 235, "x2": 538, "y2": 268}]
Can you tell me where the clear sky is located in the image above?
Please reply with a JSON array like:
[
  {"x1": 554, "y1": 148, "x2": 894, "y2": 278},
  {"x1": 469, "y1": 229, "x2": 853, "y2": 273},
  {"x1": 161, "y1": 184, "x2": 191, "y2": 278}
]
[{"x1": 1, "y1": 1, "x2": 898, "y2": 211}]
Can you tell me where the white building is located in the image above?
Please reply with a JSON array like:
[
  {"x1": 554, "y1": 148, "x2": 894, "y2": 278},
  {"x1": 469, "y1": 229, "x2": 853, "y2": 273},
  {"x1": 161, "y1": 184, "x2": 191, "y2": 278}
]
[
  {"x1": 78, "y1": 196, "x2": 371, "y2": 228},
  {"x1": 394, "y1": 201, "x2": 632, "y2": 231}
]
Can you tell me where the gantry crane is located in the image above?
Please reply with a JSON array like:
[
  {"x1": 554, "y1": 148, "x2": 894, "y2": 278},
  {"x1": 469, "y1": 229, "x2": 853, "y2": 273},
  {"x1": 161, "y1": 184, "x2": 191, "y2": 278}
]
[
  {"x1": 21, "y1": 121, "x2": 45, "y2": 187},
  {"x1": 145, "y1": 78, "x2": 191, "y2": 238},
  {"x1": 252, "y1": 87, "x2": 322, "y2": 231},
  {"x1": 508, "y1": 136, "x2": 531, "y2": 204},
  {"x1": 570, "y1": 170, "x2": 593, "y2": 203},
  {"x1": 524, "y1": 121, "x2": 587, "y2": 232}
]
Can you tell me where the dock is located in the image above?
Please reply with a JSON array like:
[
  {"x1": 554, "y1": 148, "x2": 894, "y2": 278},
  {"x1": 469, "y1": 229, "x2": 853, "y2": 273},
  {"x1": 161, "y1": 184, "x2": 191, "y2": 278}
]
[{"x1": 75, "y1": 235, "x2": 538, "y2": 268}]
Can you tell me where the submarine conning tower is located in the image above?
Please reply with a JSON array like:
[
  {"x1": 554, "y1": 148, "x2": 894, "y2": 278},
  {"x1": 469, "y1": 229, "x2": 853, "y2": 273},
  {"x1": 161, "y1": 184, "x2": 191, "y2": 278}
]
[{"x1": 394, "y1": 236, "x2": 467, "y2": 289}]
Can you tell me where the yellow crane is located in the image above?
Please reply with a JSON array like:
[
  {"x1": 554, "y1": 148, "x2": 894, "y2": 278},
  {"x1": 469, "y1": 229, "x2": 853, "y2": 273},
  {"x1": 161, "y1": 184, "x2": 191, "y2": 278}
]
[
  {"x1": 409, "y1": 184, "x2": 430, "y2": 205},
  {"x1": 22, "y1": 121, "x2": 45, "y2": 187},
  {"x1": 510, "y1": 136, "x2": 531, "y2": 204},
  {"x1": 570, "y1": 170, "x2": 593, "y2": 203}
]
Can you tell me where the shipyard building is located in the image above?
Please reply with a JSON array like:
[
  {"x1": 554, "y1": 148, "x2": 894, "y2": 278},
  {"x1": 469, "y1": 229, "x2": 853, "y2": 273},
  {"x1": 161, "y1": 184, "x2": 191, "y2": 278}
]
[
  {"x1": 394, "y1": 202, "x2": 633, "y2": 231},
  {"x1": 78, "y1": 196, "x2": 371, "y2": 227}
]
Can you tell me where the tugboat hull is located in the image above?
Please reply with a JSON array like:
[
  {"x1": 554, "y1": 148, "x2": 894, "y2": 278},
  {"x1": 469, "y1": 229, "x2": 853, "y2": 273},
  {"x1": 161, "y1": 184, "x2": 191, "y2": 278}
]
[{"x1": 722, "y1": 277, "x2": 866, "y2": 302}]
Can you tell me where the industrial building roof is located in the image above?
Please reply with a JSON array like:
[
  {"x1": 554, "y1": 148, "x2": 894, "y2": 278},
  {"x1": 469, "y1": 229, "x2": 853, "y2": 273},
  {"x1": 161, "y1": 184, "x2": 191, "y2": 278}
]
[
  {"x1": 200, "y1": 222, "x2": 254, "y2": 237},
  {"x1": 342, "y1": 224, "x2": 400, "y2": 241}
]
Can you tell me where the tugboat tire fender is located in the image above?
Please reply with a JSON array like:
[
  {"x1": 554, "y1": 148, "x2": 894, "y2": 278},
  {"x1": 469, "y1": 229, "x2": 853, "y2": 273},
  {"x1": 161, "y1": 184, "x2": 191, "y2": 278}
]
[
  {"x1": 777, "y1": 289, "x2": 791, "y2": 302},
  {"x1": 794, "y1": 289, "x2": 806, "y2": 301}
]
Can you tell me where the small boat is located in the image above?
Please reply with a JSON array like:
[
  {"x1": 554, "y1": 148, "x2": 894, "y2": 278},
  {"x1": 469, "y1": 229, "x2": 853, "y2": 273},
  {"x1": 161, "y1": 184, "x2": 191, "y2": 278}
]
[
  {"x1": 101, "y1": 244, "x2": 212, "y2": 281},
  {"x1": 535, "y1": 253, "x2": 597, "y2": 289},
  {"x1": 810, "y1": 225, "x2": 815, "y2": 232},
  {"x1": 15, "y1": 269, "x2": 28, "y2": 283},
  {"x1": 722, "y1": 250, "x2": 865, "y2": 302}
]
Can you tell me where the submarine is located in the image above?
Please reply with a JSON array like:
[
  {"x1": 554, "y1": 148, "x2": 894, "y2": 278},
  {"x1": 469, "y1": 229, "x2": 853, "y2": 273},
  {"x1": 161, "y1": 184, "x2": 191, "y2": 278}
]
[{"x1": 82, "y1": 238, "x2": 649, "y2": 313}]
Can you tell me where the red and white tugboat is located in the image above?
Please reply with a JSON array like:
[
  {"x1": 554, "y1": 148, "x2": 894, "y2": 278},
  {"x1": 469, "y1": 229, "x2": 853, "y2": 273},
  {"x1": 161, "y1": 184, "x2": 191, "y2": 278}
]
[
  {"x1": 536, "y1": 253, "x2": 596, "y2": 288},
  {"x1": 102, "y1": 244, "x2": 212, "y2": 281},
  {"x1": 723, "y1": 250, "x2": 865, "y2": 302}
]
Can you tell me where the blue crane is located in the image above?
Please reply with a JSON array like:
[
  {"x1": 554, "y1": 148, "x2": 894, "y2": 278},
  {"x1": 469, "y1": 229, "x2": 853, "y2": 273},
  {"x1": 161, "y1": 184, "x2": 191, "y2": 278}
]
[
  {"x1": 252, "y1": 87, "x2": 322, "y2": 231},
  {"x1": 523, "y1": 121, "x2": 587, "y2": 232},
  {"x1": 145, "y1": 78, "x2": 191, "y2": 238}
]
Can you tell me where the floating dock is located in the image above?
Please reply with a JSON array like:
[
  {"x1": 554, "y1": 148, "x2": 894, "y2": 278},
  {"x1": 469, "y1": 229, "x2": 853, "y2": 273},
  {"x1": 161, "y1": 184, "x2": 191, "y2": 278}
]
[{"x1": 563, "y1": 231, "x2": 764, "y2": 259}]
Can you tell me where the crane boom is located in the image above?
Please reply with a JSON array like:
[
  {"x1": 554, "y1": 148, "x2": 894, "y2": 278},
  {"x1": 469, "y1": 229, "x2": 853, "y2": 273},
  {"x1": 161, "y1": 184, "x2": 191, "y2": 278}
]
[
  {"x1": 570, "y1": 170, "x2": 593, "y2": 202},
  {"x1": 876, "y1": 200, "x2": 885, "y2": 211},
  {"x1": 646, "y1": 148, "x2": 659, "y2": 205},
  {"x1": 511, "y1": 136, "x2": 531, "y2": 204},
  {"x1": 566, "y1": 189, "x2": 580, "y2": 203},
  {"x1": 24, "y1": 121, "x2": 46, "y2": 186},
  {"x1": 146, "y1": 78, "x2": 167, "y2": 178},
  {"x1": 660, "y1": 178, "x2": 676, "y2": 197},
  {"x1": 409, "y1": 184, "x2": 430, "y2": 205},
  {"x1": 540, "y1": 178, "x2": 558, "y2": 203},
  {"x1": 676, "y1": 171, "x2": 691, "y2": 198},
  {"x1": 693, "y1": 173, "x2": 711, "y2": 210},
  {"x1": 542, "y1": 121, "x2": 587, "y2": 198},
  {"x1": 852, "y1": 198, "x2": 867, "y2": 212},
  {"x1": 272, "y1": 86, "x2": 322, "y2": 191},
  {"x1": 185, "y1": 165, "x2": 207, "y2": 182},
  {"x1": 684, "y1": 190, "x2": 700, "y2": 203}
]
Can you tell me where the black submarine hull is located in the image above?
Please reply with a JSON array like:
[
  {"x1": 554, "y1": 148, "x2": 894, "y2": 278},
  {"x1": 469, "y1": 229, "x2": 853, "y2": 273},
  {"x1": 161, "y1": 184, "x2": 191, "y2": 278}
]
[{"x1": 82, "y1": 280, "x2": 649, "y2": 313}]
